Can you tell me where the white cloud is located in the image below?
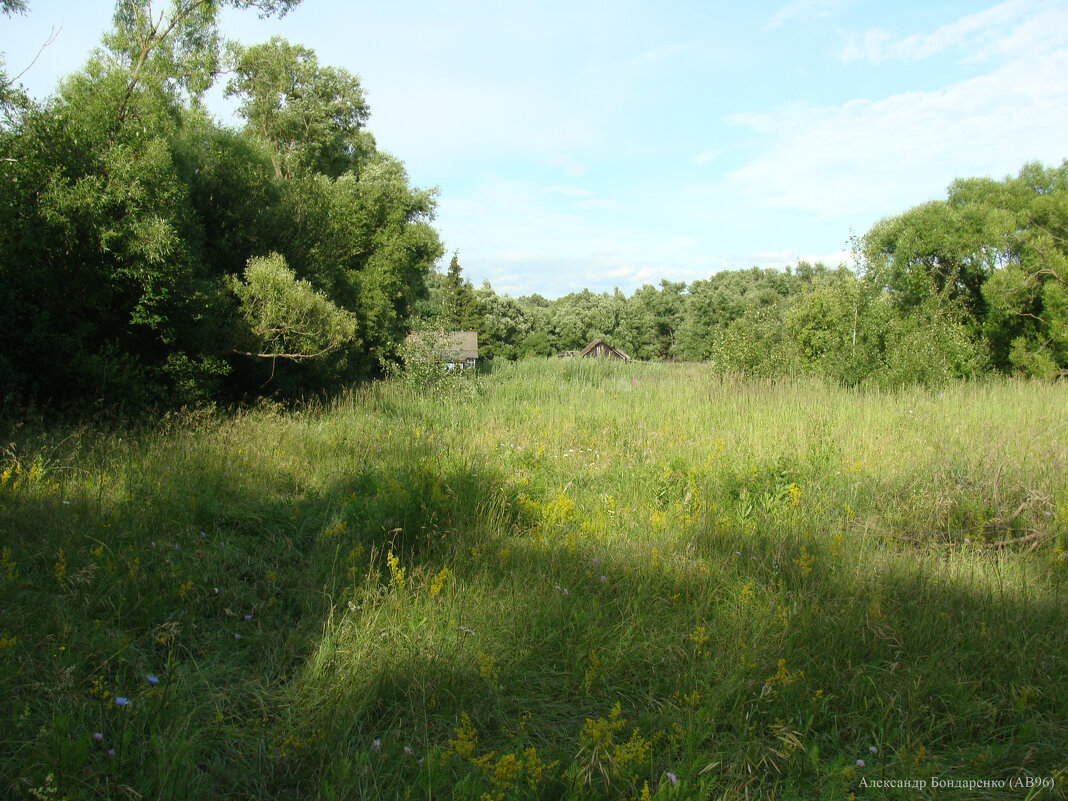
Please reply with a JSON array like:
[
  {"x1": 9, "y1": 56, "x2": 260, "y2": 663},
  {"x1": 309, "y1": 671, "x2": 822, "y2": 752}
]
[
  {"x1": 840, "y1": 0, "x2": 1067, "y2": 63},
  {"x1": 548, "y1": 154, "x2": 590, "y2": 177},
  {"x1": 544, "y1": 185, "x2": 594, "y2": 197},
  {"x1": 714, "y1": 47, "x2": 1068, "y2": 220},
  {"x1": 768, "y1": 0, "x2": 844, "y2": 29},
  {"x1": 572, "y1": 198, "x2": 624, "y2": 210}
]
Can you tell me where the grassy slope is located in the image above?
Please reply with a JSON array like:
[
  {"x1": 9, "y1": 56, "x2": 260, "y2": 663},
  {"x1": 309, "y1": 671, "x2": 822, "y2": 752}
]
[{"x1": 0, "y1": 360, "x2": 1066, "y2": 800}]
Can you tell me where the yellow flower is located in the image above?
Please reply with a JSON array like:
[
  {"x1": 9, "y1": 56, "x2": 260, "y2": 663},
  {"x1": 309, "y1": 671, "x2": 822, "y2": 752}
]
[
  {"x1": 54, "y1": 548, "x2": 67, "y2": 585},
  {"x1": 386, "y1": 550, "x2": 405, "y2": 591},
  {"x1": 794, "y1": 546, "x2": 814, "y2": 577},
  {"x1": 448, "y1": 712, "x2": 477, "y2": 759},
  {"x1": 430, "y1": 567, "x2": 451, "y2": 597}
]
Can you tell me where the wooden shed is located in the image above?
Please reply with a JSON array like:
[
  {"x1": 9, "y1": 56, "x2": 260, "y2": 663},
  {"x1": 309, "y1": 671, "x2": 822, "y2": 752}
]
[
  {"x1": 579, "y1": 339, "x2": 631, "y2": 360},
  {"x1": 406, "y1": 330, "x2": 479, "y2": 369}
]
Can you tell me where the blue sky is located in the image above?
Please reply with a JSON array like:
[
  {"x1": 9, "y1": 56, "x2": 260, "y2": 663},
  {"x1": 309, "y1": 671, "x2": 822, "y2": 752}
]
[{"x1": 4, "y1": 0, "x2": 1067, "y2": 298}]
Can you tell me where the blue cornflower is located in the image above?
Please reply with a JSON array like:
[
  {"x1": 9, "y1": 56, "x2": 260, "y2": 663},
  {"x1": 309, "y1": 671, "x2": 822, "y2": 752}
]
[
  {"x1": 146, "y1": 675, "x2": 159, "y2": 685},
  {"x1": 114, "y1": 697, "x2": 129, "y2": 706}
]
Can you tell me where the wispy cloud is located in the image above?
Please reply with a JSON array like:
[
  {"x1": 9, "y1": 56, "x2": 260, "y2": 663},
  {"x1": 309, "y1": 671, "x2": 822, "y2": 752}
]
[
  {"x1": 548, "y1": 154, "x2": 590, "y2": 177},
  {"x1": 768, "y1": 0, "x2": 844, "y2": 29},
  {"x1": 840, "y1": 0, "x2": 1066, "y2": 63},
  {"x1": 544, "y1": 185, "x2": 594, "y2": 197},
  {"x1": 715, "y1": 47, "x2": 1068, "y2": 219},
  {"x1": 572, "y1": 198, "x2": 624, "y2": 211}
]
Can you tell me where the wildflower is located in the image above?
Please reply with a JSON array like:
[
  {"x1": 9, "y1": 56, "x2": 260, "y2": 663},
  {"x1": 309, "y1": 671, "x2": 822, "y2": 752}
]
[
  {"x1": 870, "y1": 746, "x2": 878, "y2": 754},
  {"x1": 372, "y1": 739, "x2": 381, "y2": 752},
  {"x1": 199, "y1": 531, "x2": 206, "y2": 539},
  {"x1": 108, "y1": 749, "x2": 116, "y2": 759},
  {"x1": 404, "y1": 745, "x2": 413, "y2": 755},
  {"x1": 92, "y1": 732, "x2": 103, "y2": 743},
  {"x1": 600, "y1": 575, "x2": 606, "y2": 583},
  {"x1": 234, "y1": 633, "x2": 241, "y2": 640},
  {"x1": 244, "y1": 614, "x2": 252, "y2": 621},
  {"x1": 667, "y1": 771, "x2": 678, "y2": 784},
  {"x1": 150, "y1": 541, "x2": 156, "y2": 548},
  {"x1": 146, "y1": 675, "x2": 159, "y2": 685},
  {"x1": 114, "y1": 697, "x2": 129, "y2": 706},
  {"x1": 593, "y1": 558, "x2": 600, "y2": 567},
  {"x1": 857, "y1": 759, "x2": 865, "y2": 768}
]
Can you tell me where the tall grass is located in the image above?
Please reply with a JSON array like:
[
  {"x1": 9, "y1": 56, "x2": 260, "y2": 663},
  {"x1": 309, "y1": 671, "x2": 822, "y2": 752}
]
[{"x1": 1, "y1": 360, "x2": 1065, "y2": 799}]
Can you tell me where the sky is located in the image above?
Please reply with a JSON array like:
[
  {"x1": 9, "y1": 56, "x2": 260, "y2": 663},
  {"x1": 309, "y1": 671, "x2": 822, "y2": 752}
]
[{"x1": 3, "y1": 0, "x2": 1067, "y2": 298}]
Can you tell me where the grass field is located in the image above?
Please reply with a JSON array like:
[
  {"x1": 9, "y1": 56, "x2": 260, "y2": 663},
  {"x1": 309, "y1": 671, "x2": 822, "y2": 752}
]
[{"x1": 1, "y1": 360, "x2": 1066, "y2": 800}]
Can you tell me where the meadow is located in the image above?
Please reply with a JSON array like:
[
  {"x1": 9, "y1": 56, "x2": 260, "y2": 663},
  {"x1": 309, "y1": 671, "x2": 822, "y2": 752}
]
[{"x1": 0, "y1": 359, "x2": 1066, "y2": 800}]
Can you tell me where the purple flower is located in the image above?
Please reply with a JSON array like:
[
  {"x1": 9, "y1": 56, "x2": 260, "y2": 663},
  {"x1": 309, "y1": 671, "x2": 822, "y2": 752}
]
[
  {"x1": 600, "y1": 575, "x2": 606, "y2": 583},
  {"x1": 404, "y1": 745, "x2": 413, "y2": 755},
  {"x1": 593, "y1": 558, "x2": 600, "y2": 567},
  {"x1": 199, "y1": 531, "x2": 206, "y2": 539},
  {"x1": 869, "y1": 746, "x2": 878, "y2": 754},
  {"x1": 107, "y1": 748, "x2": 116, "y2": 759},
  {"x1": 371, "y1": 738, "x2": 381, "y2": 752},
  {"x1": 234, "y1": 633, "x2": 241, "y2": 640},
  {"x1": 150, "y1": 541, "x2": 156, "y2": 548},
  {"x1": 666, "y1": 771, "x2": 677, "y2": 785},
  {"x1": 92, "y1": 732, "x2": 103, "y2": 743},
  {"x1": 244, "y1": 614, "x2": 252, "y2": 621},
  {"x1": 114, "y1": 697, "x2": 129, "y2": 706},
  {"x1": 856, "y1": 759, "x2": 865, "y2": 768},
  {"x1": 146, "y1": 674, "x2": 159, "y2": 685}
]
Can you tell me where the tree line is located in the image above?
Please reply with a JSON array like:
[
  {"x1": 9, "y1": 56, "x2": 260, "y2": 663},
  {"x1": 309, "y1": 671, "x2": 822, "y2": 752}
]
[
  {"x1": 1, "y1": 1, "x2": 1065, "y2": 415},
  {"x1": 422, "y1": 161, "x2": 1067, "y2": 386}
]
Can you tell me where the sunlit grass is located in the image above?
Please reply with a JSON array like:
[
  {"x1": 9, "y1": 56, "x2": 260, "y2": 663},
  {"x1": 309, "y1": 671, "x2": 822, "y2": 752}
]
[{"x1": 1, "y1": 360, "x2": 1066, "y2": 799}]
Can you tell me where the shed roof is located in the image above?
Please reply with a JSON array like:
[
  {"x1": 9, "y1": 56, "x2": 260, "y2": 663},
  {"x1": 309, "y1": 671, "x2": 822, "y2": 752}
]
[
  {"x1": 407, "y1": 330, "x2": 478, "y2": 360},
  {"x1": 579, "y1": 339, "x2": 631, "y2": 360}
]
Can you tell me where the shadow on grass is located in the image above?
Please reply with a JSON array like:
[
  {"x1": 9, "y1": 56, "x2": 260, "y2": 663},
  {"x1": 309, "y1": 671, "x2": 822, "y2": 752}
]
[{"x1": 1, "y1": 412, "x2": 1065, "y2": 801}]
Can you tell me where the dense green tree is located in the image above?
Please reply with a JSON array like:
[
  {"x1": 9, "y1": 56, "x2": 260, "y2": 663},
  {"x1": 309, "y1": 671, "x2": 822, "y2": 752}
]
[
  {"x1": 0, "y1": 0, "x2": 446, "y2": 409},
  {"x1": 619, "y1": 280, "x2": 685, "y2": 360},
  {"x1": 226, "y1": 37, "x2": 373, "y2": 179},
  {"x1": 440, "y1": 252, "x2": 479, "y2": 331},
  {"x1": 675, "y1": 267, "x2": 800, "y2": 360}
]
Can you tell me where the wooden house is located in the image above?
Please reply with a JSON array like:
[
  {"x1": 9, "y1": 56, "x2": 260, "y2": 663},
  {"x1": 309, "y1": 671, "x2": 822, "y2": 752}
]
[
  {"x1": 406, "y1": 330, "x2": 479, "y2": 369},
  {"x1": 579, "y1": 339, "x2": 631, "y2": 360}
]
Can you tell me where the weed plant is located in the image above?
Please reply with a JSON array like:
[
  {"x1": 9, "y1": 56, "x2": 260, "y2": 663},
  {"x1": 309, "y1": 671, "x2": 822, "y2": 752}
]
[{"x1": 1, "y1": 360, "x2": 1066, "y2": 799}]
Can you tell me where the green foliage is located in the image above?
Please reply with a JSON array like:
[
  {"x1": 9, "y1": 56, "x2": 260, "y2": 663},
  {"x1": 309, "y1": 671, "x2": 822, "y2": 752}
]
[
  {"x1": 384, "y1": 327, "x2": 479, "y2": 397},
  {"x1": 0, "y1": 2, "x2": 443, "y2": 410},
  {"x1": 230, "y1": 253, "x2": 358, "y2": 359},
  {"x1": 226, "y1": 36, "x2": 372, "y2": 179}
]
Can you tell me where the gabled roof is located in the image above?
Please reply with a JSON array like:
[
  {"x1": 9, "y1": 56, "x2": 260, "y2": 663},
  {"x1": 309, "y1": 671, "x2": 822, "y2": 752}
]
[{"x1": 579, "y1": 339, "x2": 631, "y2": 360}]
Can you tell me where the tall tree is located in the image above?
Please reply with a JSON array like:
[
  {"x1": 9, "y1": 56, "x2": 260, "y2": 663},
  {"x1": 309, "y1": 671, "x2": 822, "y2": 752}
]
[{"x1": 226, "y1": 36, "x2": 372, "y2": 179}]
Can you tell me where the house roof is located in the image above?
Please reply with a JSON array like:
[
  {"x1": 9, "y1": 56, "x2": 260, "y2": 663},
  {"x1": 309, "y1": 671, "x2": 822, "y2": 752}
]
[
  {"x1": 441, "y1": 331, "x2": 479, "y2": 360},
  {"x1": 579, "y1": 339, "x2": 631, "y2": 360},
  {"x1": 407, "y1": 330, "x2": 478, "y2": 360}
]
